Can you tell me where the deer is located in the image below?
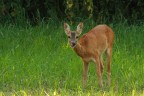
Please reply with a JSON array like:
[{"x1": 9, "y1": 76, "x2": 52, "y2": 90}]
[{"x1": 64, "y1": 22, "x2": 114, "y2": 88}]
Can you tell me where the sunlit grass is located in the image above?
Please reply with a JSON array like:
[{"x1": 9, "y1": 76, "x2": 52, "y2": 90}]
[
  {"x1": 0, "y1": 89, "x2": 144, "y2": 96},
  {"x1": 0, "y1": 22, "x2": 144, "y2": 95}
]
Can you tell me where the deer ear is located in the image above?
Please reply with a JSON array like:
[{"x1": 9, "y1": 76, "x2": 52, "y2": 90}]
[
  {"x1": 64, "y1": 23, "x2": 71, "y2": 35},
  {"x1": 76, "y1": 22, "x2": 83, "y2": 36}
]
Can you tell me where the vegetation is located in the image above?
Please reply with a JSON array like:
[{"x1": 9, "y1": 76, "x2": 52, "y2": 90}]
[
  {"x1": 0, "y1": 0, "x2": 144, "y2": 95},
  {"x1": 0, "y1": 0, "x2": 144, "y2": 25},
  {"x1": 0, "y1": 20, "x2": 144, "y2": 95}
]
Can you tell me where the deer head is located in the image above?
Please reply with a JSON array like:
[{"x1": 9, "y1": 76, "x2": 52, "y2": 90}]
[{"x1": 64, "y1": 22, "x2": 83, "y2": 48}]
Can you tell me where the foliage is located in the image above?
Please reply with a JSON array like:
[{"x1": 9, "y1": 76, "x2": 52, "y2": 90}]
[{"x1": 0, "y1": 0, "x2": 144, "y2": 25}]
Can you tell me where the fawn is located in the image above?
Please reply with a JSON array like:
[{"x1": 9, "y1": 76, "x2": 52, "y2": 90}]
[{"x1": 64, "y1": 22, "x2": 114, "y2": 88}]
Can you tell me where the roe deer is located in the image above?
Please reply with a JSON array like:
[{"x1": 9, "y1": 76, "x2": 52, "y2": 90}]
[{"x1": 64, "y1": 22, "x2": 114, "y2": 88}]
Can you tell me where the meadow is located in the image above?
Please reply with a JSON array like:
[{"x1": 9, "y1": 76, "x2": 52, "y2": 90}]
[{"x1": 0, "y1": 21, "x2": 144, "y2": 96}]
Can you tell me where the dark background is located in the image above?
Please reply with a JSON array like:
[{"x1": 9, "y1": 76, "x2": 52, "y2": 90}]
[{"x1": 0, "y1": 0, "x2": 144, "y2": 25}]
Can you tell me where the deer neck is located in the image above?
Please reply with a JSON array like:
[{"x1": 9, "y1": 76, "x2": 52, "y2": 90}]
[{"x1": 73, "y1": 42, "x2": 85, "y2": 57}]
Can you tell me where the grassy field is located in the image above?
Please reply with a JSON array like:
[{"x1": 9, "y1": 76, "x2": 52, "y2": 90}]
[{"x1": 0, "y1": 21, "x2": 144, "y2": 96}]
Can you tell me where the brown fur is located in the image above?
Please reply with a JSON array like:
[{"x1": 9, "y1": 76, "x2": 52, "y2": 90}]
[{"x1": 64, "y1": 23, "x2": 114, "y2": 88}]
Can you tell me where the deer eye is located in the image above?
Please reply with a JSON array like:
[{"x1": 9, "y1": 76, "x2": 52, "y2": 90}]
[
  {"x1": 76, "y1": 36, "x2": 79, "y2": 39},
  {"x1": 68, "y1": 36, "x2": 70, "y2": 38}
]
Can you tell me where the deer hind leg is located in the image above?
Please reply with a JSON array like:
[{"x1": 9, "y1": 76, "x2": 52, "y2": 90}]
[
  {"x1": 82, "y1": 60, "x2": 89, "y2": 88},
  {"x1": 94, "y1": 55, "x2": 103, "y2": 88},
  {"x1": 100, "y1": 55, "x2": 104, "y2": 75},
  {"x1": 106, "y1": 47, "x2": 112, "y2": 86}
]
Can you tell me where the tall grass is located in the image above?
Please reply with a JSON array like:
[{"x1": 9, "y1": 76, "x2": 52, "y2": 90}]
[{"x1": 0, "y1": 21, "x2": 144, "y2": 95}]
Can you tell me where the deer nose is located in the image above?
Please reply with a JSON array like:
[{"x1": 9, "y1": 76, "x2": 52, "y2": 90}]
[
  {"x1": 72, "y1": 42, "x2": 75, "y2": 45},
  {"x1": 71, "y1": 41, "x2": 76, "y2": 47}
]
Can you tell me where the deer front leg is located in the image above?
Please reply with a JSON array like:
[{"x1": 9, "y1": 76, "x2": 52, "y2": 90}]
[{"x1": 82, "y1": 60, "x2": 89, "y2": 88}]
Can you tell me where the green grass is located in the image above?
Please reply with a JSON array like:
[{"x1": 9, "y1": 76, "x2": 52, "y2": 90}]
[{"x1": 0, "y1": 22, "x2": 144, "y2": 96}]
